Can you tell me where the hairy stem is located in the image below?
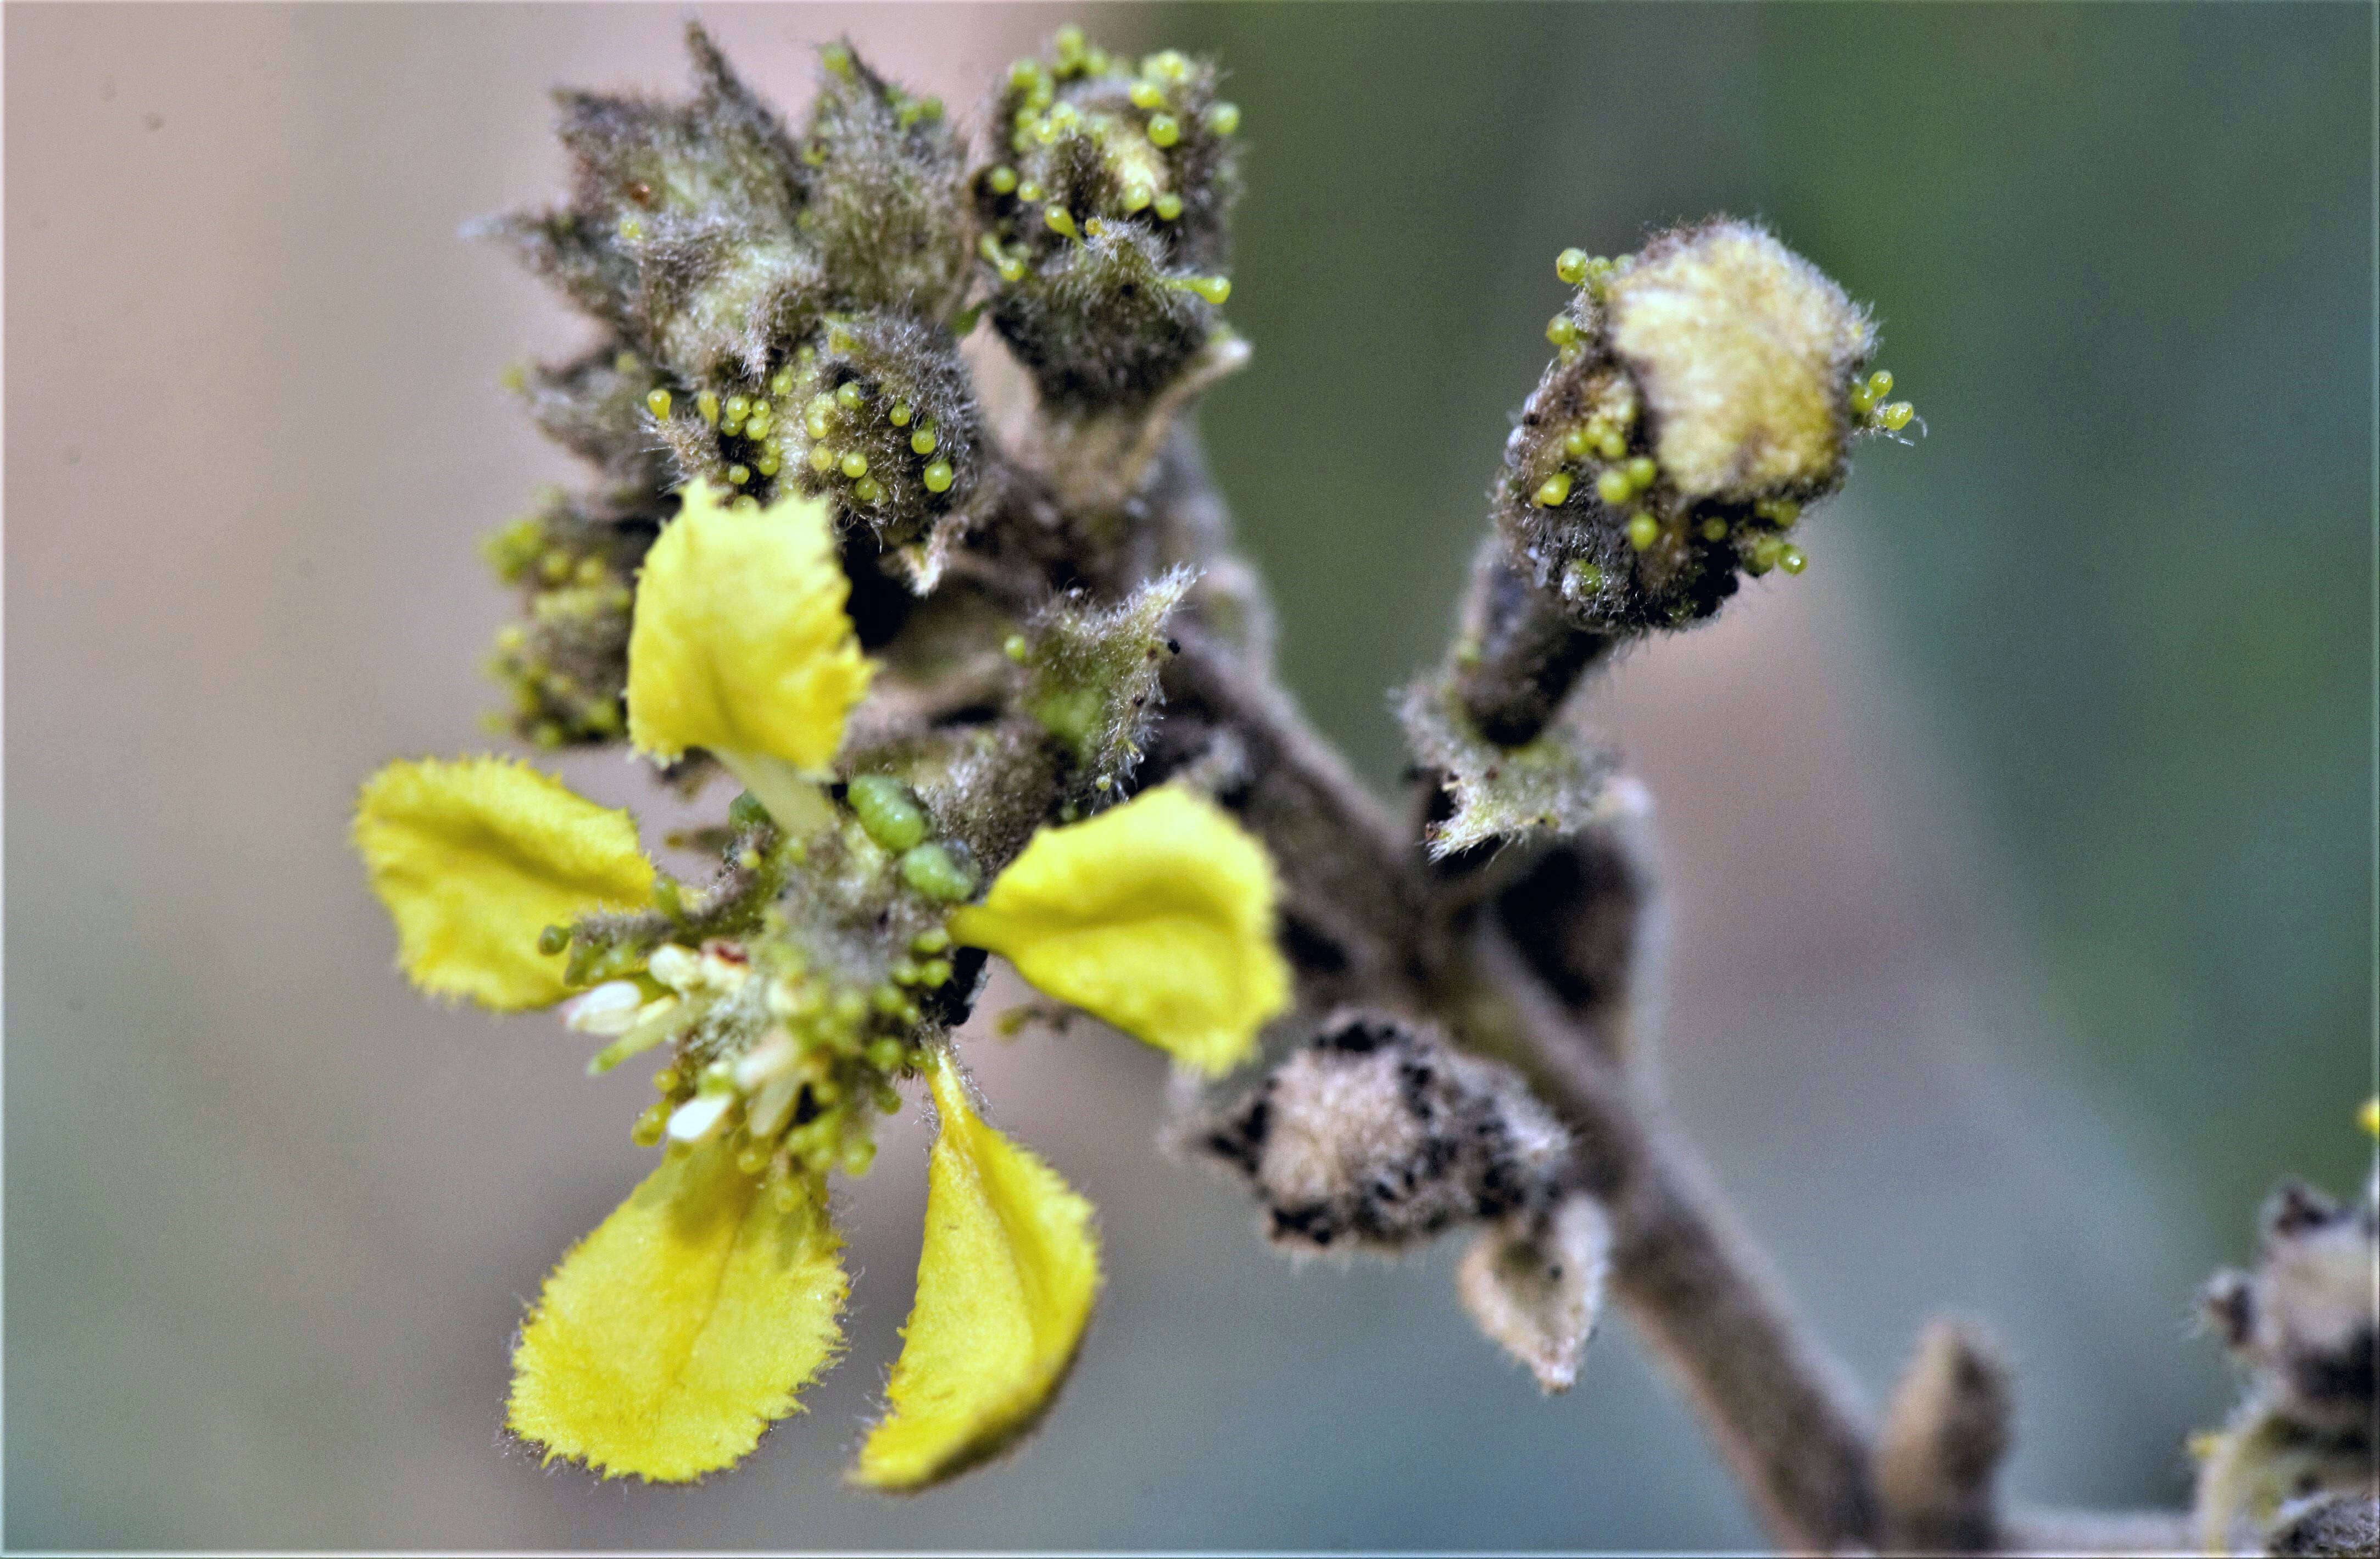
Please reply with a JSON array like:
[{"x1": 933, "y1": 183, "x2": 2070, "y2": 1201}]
[{"x1": 1171, "y1": 624, "x2": 1878, "y2": 1551}]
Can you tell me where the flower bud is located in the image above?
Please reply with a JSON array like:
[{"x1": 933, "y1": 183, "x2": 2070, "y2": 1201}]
[
  {"x1": 1196, "y1": 1012, "x2": 1569, "y2": 1254},
  {"x1": 973, "y1": 30, "x2": 1241, "y2": 411},
  {"x1": 1498, "y1": 220, "x2": 1891, "y2": 632}
]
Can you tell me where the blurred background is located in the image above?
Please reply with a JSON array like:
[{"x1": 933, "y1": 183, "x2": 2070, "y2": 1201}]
[{"x1": 7, "y1": 3, "x2": 2370, "y2": 1550}]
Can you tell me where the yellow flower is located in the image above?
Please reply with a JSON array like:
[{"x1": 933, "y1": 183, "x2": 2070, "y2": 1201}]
[
  {"x1": 356, "y1": 489, "x2": 1284, "y2": 1490},
  {"x1": 627, "y1": 480, "x2": 872, "y2": 833},
  {"x1": 508, "y1": 1135, "x2": 848, "y2": 1482},
  {"x1": 857, "y1": 1049, "x2": 1101, "y2": 1489},
  {"x1": 353, "y1": 755, "x2": 654, "y2": 1010},
  {"x1": 951, "y1": 784, "x2": 1292, "y2": 1076}
]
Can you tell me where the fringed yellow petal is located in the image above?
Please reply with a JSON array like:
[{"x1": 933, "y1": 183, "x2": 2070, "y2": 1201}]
[
  {"x1": 854, "y1": 1051, "x2": 1100, "y2": 1490},
  {"x1": 507, "y1": 1139, "x2": 846, "y2": 1483},
  {"x1": 353, "y1": 755, "x2": 654, "y2": 1010},
  {"x1": 949, "y1": 786, "x2": 1291, "y2": 1075},
  {"x1": 625, "y1": 480, "x2": 872, "y2": 775}
]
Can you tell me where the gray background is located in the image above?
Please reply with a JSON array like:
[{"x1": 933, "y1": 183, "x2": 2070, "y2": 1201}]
[{"x1": 8, "y1": 4, "x2": 2371, "y2": 1549}]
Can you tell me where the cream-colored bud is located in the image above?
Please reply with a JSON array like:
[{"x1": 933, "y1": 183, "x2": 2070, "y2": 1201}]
[{"x1": 1607, "y1": 221, "x2": 1872, "y2": 500}]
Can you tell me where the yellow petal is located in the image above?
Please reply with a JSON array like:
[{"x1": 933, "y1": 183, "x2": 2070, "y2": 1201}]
[
  {"x1": 949, "y1": 786, "x2": 1291, "y2": 1075},
  {"x1": 855, "y1": 1051, "x2": 1100, "y2": 1490},
  {"x1": 625, "y1": 480, "x2": 872, "y2": 775},
  {"x1": 508, "y1": 1139, "x2": 847, "y2": 1483},
  {"x1": 353, "y1": 755, "x2": 654, "y2": 1010}
]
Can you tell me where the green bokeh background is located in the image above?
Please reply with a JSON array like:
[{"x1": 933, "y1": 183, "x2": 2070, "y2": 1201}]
[
  {"x1": 1179, "y1": 0, "x2": 2373, "y2": 1227},
  {"x1": 8, "y1": 3, "x2": 2370, "y2": 1550}
]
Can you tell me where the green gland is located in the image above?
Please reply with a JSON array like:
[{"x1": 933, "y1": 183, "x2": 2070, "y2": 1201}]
[
  {"x1": 899, "y1": 842, "x2": 978, "y2": 902},
  {"x1": 1555, "y1": 247, "x2": 1590, "y2": 286},
  {"x1": 848, "y1": 775, "x2": 929, "y2": 853}
]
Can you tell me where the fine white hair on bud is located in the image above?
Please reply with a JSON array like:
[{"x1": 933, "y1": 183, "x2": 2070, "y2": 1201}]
[
  {"x1": 1605, "y1": 221, "x2": 1872, "y2": 503},
  {"x1": 1195, "y1": 1011, "x2": 1569, "y2": 1254}
]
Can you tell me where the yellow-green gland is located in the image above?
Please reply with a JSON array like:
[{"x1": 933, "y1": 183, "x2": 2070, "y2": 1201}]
[
  {"x1": 1699, "y1": 517, "x2": 1729, "y2": 542},
  {"x1": 1556, "y1": 247, "x2": 1591, "y2": 286},
  {"x1": 1546, "y1": 315, "x2": 1581, "y2": 349},
  {"x1": 809, "y1": 444, "x2": 838, "y2": 473},
  {"x1": 1624, "y1": 455, "x2": 1657, "y2": 490},
  {"x1": 1017, "y1": 179, "x2": 1045, "y2": 203},
  {"x1": 1779, "y1": 545, "x2": 1807, "y2": 575},
  {"x1": 835, "y1": 382, "x2": 865, "y2": 410},
  {"x1": 848, "y1": 773, "x2": 928, "y2": 851},
  {"x1": 1121, "y1": 181, "x2": 1155, "y2": 214},
  {"x1": 1129, "y1": 79, "x2": 1166, "y2": 110},
  {"x1": 839, "y1": 452, "x2": 869, "y2": 480},
  {"x1": 1877, "y1": 402, "x2": 1915, "y2": 431},
  {"x1": 771, "y1": 367, "x2": 795, "y2": 397},
  {"x1": 1596, "y1": 469, "x2": 1635, "y2": 505},
  {"x1": 1153, "y1": 192, "x2": 1184, "y2": 220},
  {"x1": 922, "y1": 460, "x2": 955, "y2": 493},
  {"x1": 911, "y1": 427, "x2": 939, "y2": 455},
  {"x1": 1565, "y1": 560, "x2": 1604, "y2": 593},
  {"x1": 695, "y1": 390, "x2": 720, "y2": 426},
  {"x1": 852, "y1": 476, "x2": 885, "y2": 505},
  {"x1": 900, "y1": 842, "x2": 978, "y2": 902},
  {"x1": 1045, "y1": 206, "x2": 1079, "y2": 238},
  {"x1": 1626, "y1": 511, "x2": 1659, "y2": 550},
  {"x1": 724, "y1": 394, "x2": 750, "y2": 421},
  {"x1": 889, "y1": 400, "x2": 912, "y2": 426},
  {"x1": 727, "y1": 464, "x2": 750, "y2": 486},
  {"x1": 1147, "y1": 113, "x2": 1180, "y2": 147},
  {"x1": 645, "y1": 388, "x2": 672, "y2": 419},
  {"x1": 1181, "y1": 275, "x2": 1230, "y2": 305},
  {"x1": 1002, "y1": 634, "x2": 1029, "y2": 663},
  {"x1": 1204, "y1": 101, "x2": 1240, "y2": 136},
  {"x1": 988, "y1": 165, "x2": 1018, "y2": 194},
  {"x1": 1749, "y1": 536, "x2": 1785, "y2": 572},
  {"x1": 1534, "y1": 472, "x2": 1573, "y2": 508}
]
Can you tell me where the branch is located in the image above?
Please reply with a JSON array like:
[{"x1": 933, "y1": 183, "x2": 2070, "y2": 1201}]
[{"x1": 1159, "y1": 505, "x2": 2193, "y2": 1557}]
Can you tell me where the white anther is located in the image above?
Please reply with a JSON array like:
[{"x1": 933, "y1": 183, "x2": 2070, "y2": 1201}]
[
  {"x1": 647, "y1": 945, "x2": 701, "y2": 991},
  {"x1": 563, "y1": 981, "x2": 645, "y2": 1037},
  {"x1": 746, "y1": 1074, "x2": 801, "y2": 1140},
  {"x1": 666, "y1": 1093, "x2": 732, "y2": 1142},
  {"x1": 734, "y1": 1029, "x2": 798, "y2": 1092}
]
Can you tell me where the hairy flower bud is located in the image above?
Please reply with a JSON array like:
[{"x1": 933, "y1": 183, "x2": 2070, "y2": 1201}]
[
  {"x1": 482, "y1": 27, "x2": 978, "y2": 521},
  {"x1": 795, "y1": 40, "x2": 973, "y2": 324},
  {"x1": 774, "y1": 311, "x2": 985, "y2": 582},
  {"x1": 481, "y1": 487, "x2": 648, "y2": 747},
  {"x1": 2192, "y1": 1167, "x2": 2379, "y2": 1554},
  {"x1": 1498, "y1": 220, "x2": 1899, "y2": 632},
  {"x1": 973, "y1": 31, "x2": 1240, "y2": 412},
  {"x1": 1018, "y1": 566, "x2": 1193, "y2": 799},
  {"x1": 1196, "y1": 1012, "x2": 1569, "y2": 1254}
]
